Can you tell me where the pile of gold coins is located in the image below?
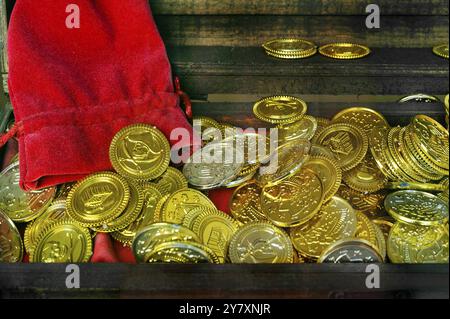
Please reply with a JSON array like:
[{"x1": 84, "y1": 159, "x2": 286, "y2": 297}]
[{"x1": 0, "y1": 95, "x2": 449, "y2": 264}]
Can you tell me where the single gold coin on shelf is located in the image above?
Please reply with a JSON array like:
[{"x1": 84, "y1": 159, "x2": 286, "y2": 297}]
[
  {"x1": 433, "y1": 44, "x2": 449, "y2": 59},
  {"x1": 109, "y1": 124, "x2": 170, "y2": 181},
  {"x1": 253, "y1": 95, "x2": 307, "y2": 125},
  {"x1": 319, "y1": 43, "x2": 371, "y2": 59},
  {"x1": 0, "y1": 210, "x2": 23, "y2": 262},
  {"x1": 262, "y1": 39, "x2": 317, "y2": 59}
]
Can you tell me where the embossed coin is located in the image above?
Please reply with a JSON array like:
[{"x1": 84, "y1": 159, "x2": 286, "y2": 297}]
[
  {"x1": 385, "y1": 190, "x2": 449, "y2": 226},
  {"x1": 310, "y1": 144, "x2": 337, "y2": 161},
  {"x1": 337, "y1": 185, "x2": 388, "y2": 219},
  {"x1": 355, "y1": 211, "x2": 384, "y2": 260},
  {"x1": 315, "y1": 123, "x2": 368, "y2": 171},
  {"x1": 192, "y1": 209, "x2": 241, "y2": 263},
  {"x1": 386, "y1": 181, "x2": 446, "y2": 192},
  {"x1": 161, "y1": 189, "x2": 216, "y2": 225},
  {"x1": 319, "y1": 43, "x2": 371, "y2": 59},
  {"x1": 253, "y1": 96, "x2": 307, "y2": 125},
  {"x1": 193, "y1": 116, "x2": 222, "y2": 144},
  {"x1": 0, "y1": 210, "x2": 23, "y2": 262},
  {"x1": 290, "y1": 196, "x2": 357, "y2": 259},
  {"x1": 278, "y1": 115, "x2": 318, "y2": 144},
  {"x1": 318, "y1": 239, "x2": 384, "y2": 263},
  {"x1": 343, "y1": 153, "x2": 388, "y2": 193},
  {"x1": 132, "y1": 223, "x2": 201, "y2": 262},
  {"x1": 433, "y1": 44, "x2": 449, "y2": 59},
  {"x1": 372, "y1": 218, "x2": 394, "y2": 243},
  {"x1": 66, "y1": 172, "x2": 130, "y2": 227},
  {"x1": 146, "y1": 241, "x2": 221, "y2": 264},
  {"x1": 262, "y1": 39, "x2": 317, "y2": 59},
  {"x1": 0, "y1": 162, "x2": 57, "y2": 223},
  {"x1": 110, "y1": 124, "x2": 170, "y2": 180},
  {"x1": 303, "y1": 156, "x2": 342, "y2": 202},
  {"x1": 228, "y1": 222, "x2": 294, "y2": 263},
  {"x1": 230, "y1": 181, "x2": 267, "y2": 224},
  {"x1": 30, "y1": 220, "x2": 92, "y2": 263},
  {"x1": 332, "y1": 107, "x2": 390, "y2": 133},
  {"x1": 261, "y1": 169, "x2": 324, "y2": 227},
  {"x1": 153, "y1": 167, "x2": 188, "y2": 197},
  {"x1": 388, "y1": 223, "x2": 449, "y2": 263},
  {"x1": 369, "y1": 127, "x2": 399, "y2": 180}
]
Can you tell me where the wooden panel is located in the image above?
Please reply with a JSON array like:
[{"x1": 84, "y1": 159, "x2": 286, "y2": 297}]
[
  {"x1": 151, "y1": 0, "x2": 449, "y2": 16},
  {"x1": 0, "y1": 264, "x2": 448, "y2": 299},
  {"x1": 168, "y1": 46, "x2": 449, "y2": 96}
]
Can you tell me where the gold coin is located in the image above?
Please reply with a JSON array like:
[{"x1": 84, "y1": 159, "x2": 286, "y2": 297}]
[
  {"x1": 262, "y1": 38, "x2": 317, "y2": 59},
  {"x1": 253, "y1": 95, "x2": 307, "y2": 125},
  {"x1": 132, "y1": 222, "x2": 201, "y2": 262},
  {"x1": 433, "y1": 44, "x2": 449, "y2": 59},
  {"x1": 290, "y1": 196, "x2": 357, "y2": 259},
  {"x1": 343, "y1": 153, "x2": 388, "y2": 193},
  {"x1": 66, "y1": 172, "x2": 130, "y2": 227},
  {"x1": 55, "y1": 183, "x2": 75, "y2": 200},
  {"x1": 261, "y1": 169, "x2": 324, "y2": 228},
  {"x1": 152, "y1": 194, "x2": 170, "y2": 223},
  {"x1": 230, "y1": 181, "x2": 267, "y2": 224},
  {"x1": 319, "y1": 43, "x2": 371, "y2": 59},
  {"x1": 161, "y1": 189, "x2": 216, "y2": 224},
  {"x1": 303, "y1": 155, "x2": 342, "y2": 202},
  {"x1": 337, "y1": 185, "x2": 388, "y2": 219},
  {"x1": 312, "y1": 117, "x2": 331, "y2": 142},
  {"x1": 111, "y1": 183, "x2": 162, "y2": 245},
  {"x1": 373, "y1": 222, "x2": 387, "y2": 260},
  {"x1": 315, "y1": 123, "x2": 368, "y2": 171},
  {"x1": 153, "y1": 167, "x2": 188, "y2": 197},
  {"x1": 388, "y1": 222, "x2": 449, "y2": 263},
  {"x1": 192, "y1": 116, "x2": 222, "y2": 144},
  {"x1": 385, "y1": 190, "x2": 448, "y2": 226},
  {"x1": 317, "y1": 238, "x2": 383, "y2": 263},
  {"x1": 109, "y1": 124, "x2": 170, "y2": 180},
  {"x1": 228, "y1": 222, "x2": 294, "y2": 263},
  {"x1": 92, "y1": 181, "x2": 144, "y2": 233},
  {"x1": 277, "y1": 115, "x2": 318, "y2": 144},
  {"x1": 192, "y1": 209, "x2": 240, "y2": 263},
  {"x1": 182, "y1": 206, "x2": 213, "y2": 230},
  {"x1": 24, "y1": 199, "x2": 68, "y2": 253},
  {"x1": 146, "y1": 241, "x2": 221, "y2": 264},
  {"x1": 445, "y1": 94, "x2": 449, "y2": 113},
  {"x1": 369, "y1": 126, "x2": 401, "y2": 180},
  {"x1": 223, "y1": 170, "x2": 256, "y2": 189},
  {"x1": 355, "y1": 211, "x2": 384, "y2": 260},
  {"x1": 30, "y1": 219, "x2": 92, "y2": 263},
  {"x1": 332, "y1": 107, "x2": 390, "y2": 132},
  {"x1": 372, "y1": 218, "x2": 394, "y2": 243},
  {"x1": 386, "y1": 181, "x2": 446, "y2": 192},
  {"x1": 254, "y1": 139, "x2": 311, "y2": 186},
  {"x1": 310, "y1": 144, "x2": 337, "y2": 161},
  {"x1": 0, "y1": 210, "x2": 23, "y2": 262},
  {"x1": 0, "y1": 162, "x2": 57, "y2": 223}
]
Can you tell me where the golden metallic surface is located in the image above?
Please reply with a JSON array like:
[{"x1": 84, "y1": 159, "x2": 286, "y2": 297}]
[
  {"x1": 153, "y1": 194, "x2": 170, "y2": 223},
  {"x1": 254, "y1": 139, "x2": 311, "y2": 186},
  {"x1": 230, "y1": 181, "x2": 267, "y2": 224},
  {"x1": 303, "y1": 156, "x2": 342, "y2": 202},
  {"x1": 92, "y1": 182, "x2": 144, "y2": 233},
  {"x1": 223, "y1": 169, "x2": 256, "y2": 189},
  {"x1": 332, "y1": 107, "x2": 390, "y2": 132},
  {"x1": 193, "y1": 116, "x2": 222, "y2": 144},
  {"x1": 337, "y1": 185, "x2": 388, "y2": 219},
  {"x1": 109, "y1": 124, "x2": 170, "y2": 180},
  {"x1": 228, "y1": 222, "x2": 294, "y2": 264},
  {"x1": 319, "y1": 43, "x2": 371, "y2": 59},
  {"x1": 146, "y1": 241, "x2": 221, "y2": 264},
  {"x1": 261, "y1": 169, "x2": 324, "y2": 228},
  {"x1": 310, "y1": 144, "x2": 337, "y2": 161},
  {"x1": 253, "y1": 95, "x2": 307, "y2": 125},
  {"x1": 343, "y1": 153, "x2": 388, "y2": 193},
  {"x1": 433, "y1": 44, "x2": 449, "y2": 59},
  {"x1": 385, "y1": 190, "x2": 449, "y2": 226},
  {"x1": 317, "y1": 238, "x2": 384, "y2": 263},
  {"x1": 161, "y1": 189, "x2": 216, "y2": 225},
  {"x1": 312, "y1": 117, "x2": 331, "y2": 142},
  {"x1": 30, "y1": 219, "x2": 92, "y2": 263},
  {"x1": 192, "y1": 209, "x2": 240, "y2": 263},
  {"x1": 388, "y1": 222, "x2": 449, "y2": 263},
  {"x1": 277, "y1": 115, "x2": 318, "y2": 143},
  {"x1": 290, "y1": 196, "x2": 357, "y2": 259},
  {"x1": 262, "y1": 38, "x2": 317, "y2": 59},
  {"x1": 66, "y1": 172, "x2": 130, "y2": 227},
  {"x1": 24, "y1": 199, "x2": 68, "y2": 253},
  {"x1": 373, "y1": 219, "x2": 394, "y2": 243},
  {"x1": 315, "y1": 123, "x2": 368, "y2": 172},
  {"x1": 153, "y1": 167, "x2": 188, "y2": 197},
  {"x1": 182, "y1": 206, "x2": 213, "y2": 230},
  {"x1": 55, "y1": 183, "x2": 75, "y2": 200},
  {"x1": 355, "y1": 211, "x2": 384, "y2": 260},
  {"x1": 373, "y1": 221, "x2": 387, "y2": 260},
  {"x1": 0, "y1": 210, "x2": 23, "y2": 262},
  {"x1": 0, "y1": 162, "x2": 57, "y2": 223},
  {"x1": 132, "y1": 223, "x2": 201, "y2": 263},
  {"x1": 386, "y1": 181, "x2": 446, "y2": 192},
  {"x1": 398, "y1": 94, "x2": 440, "y2": 104},
  {"x1": 369, "y1": 127, "x2": 399, "y2": 181},
  {"x1": 112, "y1": 183, "x2": 163, "y2": 245}
]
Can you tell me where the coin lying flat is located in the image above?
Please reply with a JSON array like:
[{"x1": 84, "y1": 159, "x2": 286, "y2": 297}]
[
  {"x1": 30, "y1": 219, "x2": 92, "y2": 263},
  {"x1": 262, "y1": 38, "x2": 317, "y2": 59},
  {"x1": 388, "y1": 222, "x2": 449, "y2": 263},
  {"x1": 318, "y1": 239, "x2": 384, "y2": 263},
  {"x1": 109, "y1": 124, "x2": 170, "y2": 180},
  {"x1": 66, "y1": 172, "x2": 130, "y2": 227},
  {"x1": 253, "y1": 96, "x2": 307, "y2": 125},
  {"x1": 230, "y1": 181, "x2": 267, "y2": 224},
  {"x1": 332, "y1": 107, "x2": 390, "y2": 133},
  {"x1": 319, "y1": 43, "x2": 371, "y2": 59},
  {"x1": 0, "y1": 210, "x2": 23, "y2": 262},
  {"x1": 153, "y1": 167, "x2": 188, "y2": 197},
  {"x1": 303, "y1": 155, "x2": 342, "y2": 202},
  {"x1": 278, "y1": 115, "x2": 318, "y2": 144},
  {"x1": 290, "y1": 196, "x2": 357, "y2": 259},
  {"x1": 433, "y1": 44, "x2": 449, "y2": 59},
  {"x1": 385, "y1": 190, "x2": 449, "y2": 226},
  {"x1": 228, "y1": 222, "x2": 294, "y2": 264},
  {"x1": 132, "y1": 223, "x2": 201, "y2": 263},
  {"x1": 261, "y1": 169, "x2": 324, "y2": 228},
  {"x1": 343, "y1": 153, "x2": 388, "y2": 193},
  {"x1": 146, "y1": 241, "x2": 221, "y2": 264},
  {"x1": 315, "y1": 123, "x2": 368, "y2": 172},
  {"x1": 0, "y1": 162, "x2": 57, "y2": 223}
]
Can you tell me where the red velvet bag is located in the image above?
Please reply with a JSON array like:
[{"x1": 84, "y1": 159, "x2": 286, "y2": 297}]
[{"x1": 3, "y1": 0, "x2": 194, "y2": 191}]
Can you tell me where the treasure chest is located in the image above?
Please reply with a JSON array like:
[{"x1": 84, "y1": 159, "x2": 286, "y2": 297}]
[{"x1": 0, "y1": 0, "x2": 449, "y2": 299}]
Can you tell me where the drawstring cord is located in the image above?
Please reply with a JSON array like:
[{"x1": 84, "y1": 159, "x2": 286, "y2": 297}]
[
  {"x1": 0, "y1": 122, "x2": 22, "y2": 148},
  {"x1": 174, "y1": 76, "x2": 192, "y2": 120}
]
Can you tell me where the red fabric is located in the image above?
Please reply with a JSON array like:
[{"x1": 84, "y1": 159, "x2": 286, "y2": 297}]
[
  {"x1": 208, "y1": 188, "x2": 235, "y2": 215},
  {"x1": 7, "y1": 0, "x2": 194, "y2": 190}
]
